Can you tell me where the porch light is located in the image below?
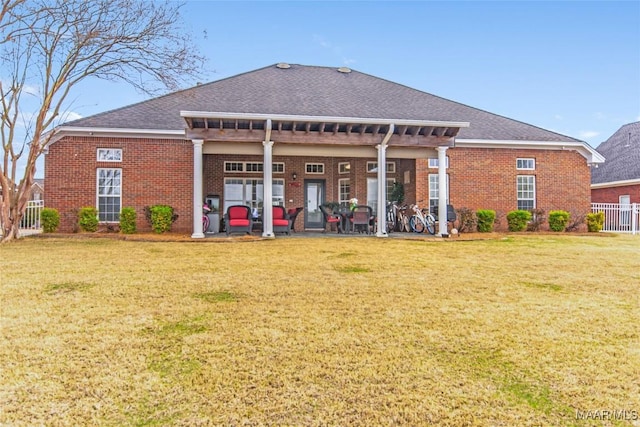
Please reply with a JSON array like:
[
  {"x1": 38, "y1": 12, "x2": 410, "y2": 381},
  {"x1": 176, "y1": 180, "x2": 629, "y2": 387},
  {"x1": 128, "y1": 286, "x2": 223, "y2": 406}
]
[{"x1": 292, "y1": 172, "x2": 297, "y2": 181}]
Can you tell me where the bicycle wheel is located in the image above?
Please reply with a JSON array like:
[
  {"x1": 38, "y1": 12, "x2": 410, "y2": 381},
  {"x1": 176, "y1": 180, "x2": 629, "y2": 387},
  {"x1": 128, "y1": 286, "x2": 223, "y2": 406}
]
[
  {"x1": 399, "y1": 214, "x2": 409, "y2": 232},
  {"x1": 409, "y1": 215, "x2": 425, "y2": 233},
  {"x1": 203, "y1": 215, "x2": 210, "y2": 232},
  {"x1": 425, "y1": 214, "x2": 436, "y2": 235}
]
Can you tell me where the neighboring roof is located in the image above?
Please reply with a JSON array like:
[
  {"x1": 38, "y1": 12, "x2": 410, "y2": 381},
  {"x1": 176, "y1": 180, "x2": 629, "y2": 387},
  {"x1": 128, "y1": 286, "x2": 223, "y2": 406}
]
[
  {"x1": 64, "y1": 63, "x2": 581, "y2": 143},
  {"x1": 591, "y1": 122, "x2": 640, "y2": 185}
]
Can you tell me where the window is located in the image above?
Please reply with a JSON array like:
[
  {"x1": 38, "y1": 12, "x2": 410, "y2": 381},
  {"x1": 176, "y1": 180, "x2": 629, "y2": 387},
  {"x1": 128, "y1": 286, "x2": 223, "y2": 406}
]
[
  {"x1": 225, "y1": 162, "x2": 284, "y2": 173},
  {"x1": 428, "y1": 174, "x2": 450, "y2": 211},
  {"x1": 306, "y1": 163, "x2": 324, "y2": 174},
  {"x1": 272, "y1": 163, "x2": 285, "y2": 173},
  {"x1": 338, "y1": 179, "x2": 351, "y2": 205},
  {"x1": 97, "y1": 168, "x2": 121, "y2": 222},
  {"x1": 338, "y1": 162, "x2": 350, "y2": 174},
  {"x1": 516, "y1": 158, "x2": 535, "y2": 170},
  {"x1": 245, "y1": 162, "x2": 263, "y2": 173},
  {"x1": 517, "y1": 176, "x2": 536, "y2": 210},
  {"x1": 225, "y1": 162, "x2": 244, "y2": 172},
  {"x1": 223, "y1": 178, "x2": 285, "y2": 212},
  {"x1": 366, "y1": 161, "x2": 396, "y2": 173},
  {"x1": 428, "y1": 157, "x2": 449, "y2": 168},
  {"x1": 97, "y1": 148, "x2": 122, "y2": 162},
  {"x1": 366, "y1": 178, "x2": 395, "y2": 214}
]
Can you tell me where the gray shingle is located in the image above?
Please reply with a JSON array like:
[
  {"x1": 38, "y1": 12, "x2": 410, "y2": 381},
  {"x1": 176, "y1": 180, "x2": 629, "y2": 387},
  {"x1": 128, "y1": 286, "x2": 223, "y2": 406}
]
[
  {"x1": 592, "y1": 122, "x2": 640, "y2": 184},
  {"x1": 65, "y1": 63, "x2": 581, "y2": 143}
]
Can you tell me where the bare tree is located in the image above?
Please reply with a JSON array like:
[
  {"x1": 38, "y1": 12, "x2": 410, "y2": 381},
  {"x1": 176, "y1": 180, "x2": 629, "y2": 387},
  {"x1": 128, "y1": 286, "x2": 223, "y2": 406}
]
[{"x1": 0, "y1": 0, "x2": 205, "y2": 242}]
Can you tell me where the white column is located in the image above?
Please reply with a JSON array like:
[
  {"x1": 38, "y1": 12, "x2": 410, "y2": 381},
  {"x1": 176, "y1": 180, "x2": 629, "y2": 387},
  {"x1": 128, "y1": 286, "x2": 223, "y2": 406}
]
[
  {"x1": 191, "y1": 139, "x2": 205, "y2": 238},
  {"x1": 262, "y1": 140, "x2": 274, "y2": 238},
  {"x1": 376, "y1": 142, "x2": 388, "y2": 237},
  {"x1": 436, "y1": 146, "x2": 448, "y2": 237}
]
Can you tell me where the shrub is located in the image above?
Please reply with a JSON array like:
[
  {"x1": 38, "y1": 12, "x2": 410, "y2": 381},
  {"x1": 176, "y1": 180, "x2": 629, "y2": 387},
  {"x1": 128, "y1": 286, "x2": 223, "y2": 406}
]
[
  {"x1": 120, "y1": 207, "x2": 137, "y2": 234},
  {"x1": 586, "y1": 212, "x2": 605, "y2": 232},
  {"x1": 78, "y1": 207, "x2": 99, "y2": 232},
  {"x1": 456, "y1": 207, "x2": 477, "y2": 233},
  {"x1": 148, "y1": 205, "x2": 175, "y2": 233},
  {"x1": 526, "y1": 208, "x2": 546, "y2": 232},
  {"x1": 40, "y1": 208, "x2": 60, "y2": 233},
  {"x1": 548, "y1": 210, "x2": 570, "y2": 232},
  {"x1": 476, "y1": 209, "x2": 496, "y2": 232},
  {"x1": 507, "y1": 210, "x2": 532, "y2": 232}
]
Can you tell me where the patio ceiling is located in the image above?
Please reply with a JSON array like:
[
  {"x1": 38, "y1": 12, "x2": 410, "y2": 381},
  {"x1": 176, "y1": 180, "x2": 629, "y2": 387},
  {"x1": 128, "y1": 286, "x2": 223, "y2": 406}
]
[{"x1": 181, "y1": 111, "x2": 470, "y2": 147}]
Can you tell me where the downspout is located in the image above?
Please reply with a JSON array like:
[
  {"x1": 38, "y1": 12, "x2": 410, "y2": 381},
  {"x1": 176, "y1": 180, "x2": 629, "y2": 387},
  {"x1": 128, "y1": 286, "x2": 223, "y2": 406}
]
[{"x1": 376, "y1": 124, "x2": 394, "y2": 237}]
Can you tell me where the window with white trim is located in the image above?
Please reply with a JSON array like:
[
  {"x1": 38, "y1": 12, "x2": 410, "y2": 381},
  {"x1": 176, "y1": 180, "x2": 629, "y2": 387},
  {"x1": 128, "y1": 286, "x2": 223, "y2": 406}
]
[
  {"x1": 225, "y1": 161, "x2": 285, "y2": 173},
  {"x1": 366, "y1": 178, "x2": 396, "y2": 214},
  {"x1": 223, "y1": 178, "x2": 285, "y2": 212},
  {"x1": 366, "y1": 161, "x2": 396, "y2": 173},
  {"x1": 516, "y1": 158, "x2": 535, "y2": 170},
  {"x1": 306, "y1": 163, "x2": 324, "y2": 174},
  {"x1": 338, "y1": 178, "x2": 351, "y2": 206},
  {"x1": 97, "y1": 148, "x2": 122, "y2": 162},
  {"x1": 428, "y1": 174, "x2": 450, "y2": 212},
  {"x1": 517, "y1": 175, "x2": 536, "y2": 210},
  {"x1": 225, "y1": 162, "x2": 244, "y2": 172},
  {"x1": 428, "y1": 157, "x2": 449, "y2": 168},
  {"x1": 97, "y1": 168, "x2": 121, "y2": 222},
  {"x1": 338, "y1": 162, "x2": 350, "y2": 174}
]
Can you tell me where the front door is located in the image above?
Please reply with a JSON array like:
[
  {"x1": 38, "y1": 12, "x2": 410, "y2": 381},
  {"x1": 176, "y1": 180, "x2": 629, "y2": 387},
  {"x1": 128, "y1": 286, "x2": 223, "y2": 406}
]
[{"x1": 304, "y1": 180, "x2": 325, "y2": 229}]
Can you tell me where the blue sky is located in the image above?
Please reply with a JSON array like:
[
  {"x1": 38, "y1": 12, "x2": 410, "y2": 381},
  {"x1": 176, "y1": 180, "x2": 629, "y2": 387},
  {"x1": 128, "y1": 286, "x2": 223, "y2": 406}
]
[{"x1": 57, "y1": 1, "x2": 639, "y2": 174}]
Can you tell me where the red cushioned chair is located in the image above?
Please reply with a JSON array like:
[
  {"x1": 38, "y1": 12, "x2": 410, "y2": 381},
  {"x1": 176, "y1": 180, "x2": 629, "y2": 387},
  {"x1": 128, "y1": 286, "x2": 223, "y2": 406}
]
[
  {"x1": 224, "y1": 205, "x2": 253, "y2": 236},
  {"x1": 349, "y1": 205, "x2": 373, "y2": 234},
  {"x1": 273, "y1": 206, "x2": 292, "y2": 235}
]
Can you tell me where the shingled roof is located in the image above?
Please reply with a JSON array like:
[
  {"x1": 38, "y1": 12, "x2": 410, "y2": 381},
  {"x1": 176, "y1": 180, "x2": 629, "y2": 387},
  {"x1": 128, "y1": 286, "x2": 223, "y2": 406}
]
[
  {"x1": 591, "y1": 121, "x2": 640, "y2": 184},
  {"x1": 65, "y1": 63, "x2": 581, "y2": 143}
]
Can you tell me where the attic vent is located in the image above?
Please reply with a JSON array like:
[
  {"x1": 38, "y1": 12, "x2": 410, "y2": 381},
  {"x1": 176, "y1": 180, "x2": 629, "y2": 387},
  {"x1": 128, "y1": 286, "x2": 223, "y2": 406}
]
[
  {"x1": 337, "y1": 67, "x2": 351, "y2": 74},
  {"x1": 276, "y1": 63, "x2": 291, "y2": 69}
]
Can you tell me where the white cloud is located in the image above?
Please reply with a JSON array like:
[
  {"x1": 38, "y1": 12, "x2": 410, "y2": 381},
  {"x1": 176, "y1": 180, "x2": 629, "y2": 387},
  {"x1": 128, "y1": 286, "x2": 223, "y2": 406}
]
[
  {"x1": 593, "y1": 112, "x2": 607, "y2": 120},
  {"x1": 313, "y1": 34, "x2": 331, "y2": 49},
  {"x1": 579, "y1": 130, "x2": 600, "y2": 139},
  {"x1": 554, "y1": 114, "x2": 563, "y2": 120}
]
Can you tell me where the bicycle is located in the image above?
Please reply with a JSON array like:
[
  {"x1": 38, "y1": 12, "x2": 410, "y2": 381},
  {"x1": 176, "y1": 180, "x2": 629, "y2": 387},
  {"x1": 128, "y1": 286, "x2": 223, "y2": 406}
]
[
  {"x1": 409, "y1": 203, "x2": 436, "y2": 235},
  {"x1": 202, "y1": 204, "x2": 211, "y2": 232},
  {"x1": 385, "y1": 201, "x2": 398, "y2": 233},
  {"x1": 396, "y1": 204, "x2": 410, "y2": 232}
]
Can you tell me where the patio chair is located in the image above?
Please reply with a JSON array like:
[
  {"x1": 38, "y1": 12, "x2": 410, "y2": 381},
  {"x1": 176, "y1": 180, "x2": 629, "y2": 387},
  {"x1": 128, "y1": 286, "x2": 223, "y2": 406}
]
[
  {"x1": 350, "y1": 205, "x2": 373, "y2": 234},
  {"x1": 432, "y1": 204, "x2": 457, "y2": 230},
  {"x1": 224, "y1": 205, "x2": 253, "y2": 236},
  {"x1": 319, "y1": 204, "x2": 343, "y2": 233},
  {"x1": 272, "y1": 206, "x2": 292, "y2": 235},
  {"x1": 287, "y1": 207, "x2": 304, "y2": 232}
]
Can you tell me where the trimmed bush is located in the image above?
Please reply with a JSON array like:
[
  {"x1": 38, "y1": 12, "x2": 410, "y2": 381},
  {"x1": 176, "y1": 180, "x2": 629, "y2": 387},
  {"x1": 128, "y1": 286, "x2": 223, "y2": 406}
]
[
  {"x1": 586, "y1": 212, "x2": 605, "y2": 232},
  {"x1": 506, "y1": 210, "x2": 532, "y2": 232},
  {"x1": 476, "y1": 209, "x2": 496, "y2": 232},
  {"x1": 120, "y1": 207, "x2": 137, "y2": 234},
  {"x1": 78, "y1": 207, "x2": 99, "y2": 232},
  {"x1": 149, "y1": 205, "x2": 175, "y2": 233},
  {"x1": 548, "y1": 210, "x2": 570, "y2": 232},
  {"x1": 40, "y1": 208, "x2": 60, "y2": 233}
]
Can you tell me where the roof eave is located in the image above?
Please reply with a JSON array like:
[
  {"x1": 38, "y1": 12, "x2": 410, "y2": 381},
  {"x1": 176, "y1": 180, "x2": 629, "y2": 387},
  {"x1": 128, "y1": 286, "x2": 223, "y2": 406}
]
[
  {"x1": 591, "y1": 178, "x2": 640, "y2": 189},
  {"x1": 455, "y1": 138, "x2": 605, "y2": 164}
]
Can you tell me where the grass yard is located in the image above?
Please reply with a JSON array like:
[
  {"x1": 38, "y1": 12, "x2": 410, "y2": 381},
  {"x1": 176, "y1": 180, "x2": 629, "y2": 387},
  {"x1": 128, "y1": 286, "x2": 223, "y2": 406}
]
[{"x1": 1, "y1": 234, "x2": 639, "y2": 426}]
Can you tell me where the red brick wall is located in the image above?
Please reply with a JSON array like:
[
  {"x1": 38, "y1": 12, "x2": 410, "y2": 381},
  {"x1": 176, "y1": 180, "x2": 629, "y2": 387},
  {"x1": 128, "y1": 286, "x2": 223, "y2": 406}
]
[
  {"x1": 45, "y1": 136, "x2": 193, "y2": 233},
  {"x1": 46, "y1": 138, "x2": 593, "y2": 233},
  {"x1": 445, "y1": 148, "x2": 592, "y2": 230},
  {"x1": 592, "y1": 184, "x2": 640, "y2": 204}
]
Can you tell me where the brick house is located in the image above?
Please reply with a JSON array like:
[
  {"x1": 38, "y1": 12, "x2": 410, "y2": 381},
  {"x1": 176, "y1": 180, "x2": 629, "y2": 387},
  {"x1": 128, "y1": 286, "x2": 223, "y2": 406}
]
[
  {"x1": 591, "y1": 121, "x2": 640, "y2": 205},
  {"x1": 45, "y1": 63, "x2": 604, "y2": 236}
]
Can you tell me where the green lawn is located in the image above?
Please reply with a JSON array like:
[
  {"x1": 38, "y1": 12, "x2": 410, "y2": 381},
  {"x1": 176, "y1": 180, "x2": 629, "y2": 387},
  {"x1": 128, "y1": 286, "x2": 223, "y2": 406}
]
[{"x1": 1, "y1": 234, "x2": 639, "y2": 426}]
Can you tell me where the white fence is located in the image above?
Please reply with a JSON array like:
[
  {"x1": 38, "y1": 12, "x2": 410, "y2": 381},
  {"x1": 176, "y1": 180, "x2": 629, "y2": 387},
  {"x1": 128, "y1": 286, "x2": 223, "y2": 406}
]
[
  {"x1": 591, "y1": 203, "x2": 639, "y2": 235},
  {"x1": 0, "y1": 200, "x2": 44, "y2": 236}
]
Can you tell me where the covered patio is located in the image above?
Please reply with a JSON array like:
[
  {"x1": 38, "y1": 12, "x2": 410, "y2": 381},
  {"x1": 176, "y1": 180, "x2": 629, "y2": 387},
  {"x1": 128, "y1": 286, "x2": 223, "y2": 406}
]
[{"x1": 182, "y1": 111, "x2": 469, "y2": 239}]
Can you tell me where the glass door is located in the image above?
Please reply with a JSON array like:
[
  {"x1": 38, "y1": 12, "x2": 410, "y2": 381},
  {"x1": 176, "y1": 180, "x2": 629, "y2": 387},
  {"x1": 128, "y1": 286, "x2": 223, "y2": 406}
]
[{"x1": 305, "y1": 180, "x2": 325, "y2": 229}]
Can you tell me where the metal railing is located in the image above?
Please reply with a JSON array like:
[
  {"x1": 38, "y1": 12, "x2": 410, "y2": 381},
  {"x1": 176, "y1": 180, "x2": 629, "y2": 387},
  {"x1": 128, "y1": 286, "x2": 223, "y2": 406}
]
[{"x1": 591, "y1": 203, "x2": 639, "y2": 235}]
